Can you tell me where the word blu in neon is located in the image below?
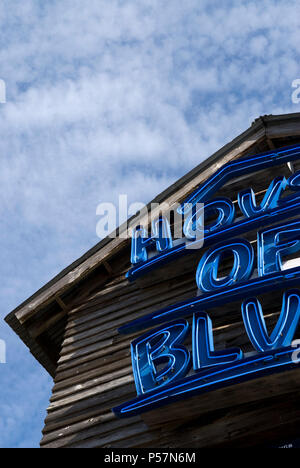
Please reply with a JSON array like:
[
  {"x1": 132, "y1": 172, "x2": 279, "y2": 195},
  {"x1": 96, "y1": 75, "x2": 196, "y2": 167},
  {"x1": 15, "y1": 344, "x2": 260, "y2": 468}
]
[
  {"x1": 134, "y1": 290, "x2": 300, "y2": 393},
  {"x1": 114, "y1": 290, "x2": 300, "y2": 417}
]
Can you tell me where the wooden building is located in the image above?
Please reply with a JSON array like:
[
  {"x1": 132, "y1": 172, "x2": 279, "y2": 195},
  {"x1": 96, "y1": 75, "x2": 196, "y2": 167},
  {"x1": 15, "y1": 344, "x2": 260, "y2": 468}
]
[{"x1": 5, "y1": 112, "x2": 300, "y2": 448}]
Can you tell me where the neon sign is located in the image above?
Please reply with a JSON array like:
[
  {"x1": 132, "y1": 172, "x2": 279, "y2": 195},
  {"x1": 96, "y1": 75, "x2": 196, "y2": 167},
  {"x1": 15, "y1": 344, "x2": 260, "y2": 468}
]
[
  {"x1": 127, "y1": 145, "x2": 300, "y2": 281},
  {"x1": 113, "y1": 145, "x2": 300, "y2": 419}
]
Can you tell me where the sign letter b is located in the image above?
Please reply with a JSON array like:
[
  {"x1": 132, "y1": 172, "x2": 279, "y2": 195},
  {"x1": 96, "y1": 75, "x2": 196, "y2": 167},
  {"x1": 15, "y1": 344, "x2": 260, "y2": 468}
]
[{"x1": 131, "y1": 320, "x2": 190, "y2": 395}]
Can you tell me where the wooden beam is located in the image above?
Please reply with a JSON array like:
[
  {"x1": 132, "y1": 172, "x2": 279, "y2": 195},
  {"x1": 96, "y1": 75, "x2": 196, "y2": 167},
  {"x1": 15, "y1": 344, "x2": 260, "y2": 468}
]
[
  {"x1": 103, "y1": 261, "x2": 113, "y2": 275},
  {"x1": 55, "y1": 295, "x2": 68, "y2": 311}
]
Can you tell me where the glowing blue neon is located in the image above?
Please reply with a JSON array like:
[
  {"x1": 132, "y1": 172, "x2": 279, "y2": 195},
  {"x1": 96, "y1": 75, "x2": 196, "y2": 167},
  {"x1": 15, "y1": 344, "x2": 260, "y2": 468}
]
[
  {"x1": 238, "y1": 176, "x2": 287, "y2": 218},
  {"x1": 131, "y1": 320, "x2": 191, "y2": 395},
  {"x1": 128, "y1": 189, "x2": 300, "y2": 282},
  {"x1": 183, "y1": 197, "x2": 235, "y2": 240},
  {"x1": 117, "y1": 145, "x2": 300, "y2": 419},
  {"x1": 192, "y1": 312, "x2": 243, "y2": 370},
  {"x1": 128, "y1": 145, "x2": 300, "y2": 281},
  {"x1": 257, "y1": 219, "x2": 300, "y2": 277},
  {"x1": 288, "y1": 169, "x2": 300, "y2": 191},
  {"x1": 178, "y1": 144, "x2": 300, "y2": 213},
  {"x1": 113, "y1": 347, "x2": 299, "y2": 418},
  {"x1": 131, "y1": 217, "x2": 173, "y2": 265},
  {"x1": 242, "y1": 290, "x2": 300, "y2": 352},
  {"x1": 196, "y1": 239, "x2": 254, "y2": 292},
  {"x1": 279, "y1": 170, "x2": 300, "y2": 205}
]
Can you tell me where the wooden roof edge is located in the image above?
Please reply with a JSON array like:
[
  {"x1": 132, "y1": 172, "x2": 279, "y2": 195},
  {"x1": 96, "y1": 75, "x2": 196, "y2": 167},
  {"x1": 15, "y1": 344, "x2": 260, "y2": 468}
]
[
  {"x1": 5, "y1": 112, "x2": 300, "y2": 331},
  {"x1": 4, "y1": 312, "x2": 56, "y2": 377}
]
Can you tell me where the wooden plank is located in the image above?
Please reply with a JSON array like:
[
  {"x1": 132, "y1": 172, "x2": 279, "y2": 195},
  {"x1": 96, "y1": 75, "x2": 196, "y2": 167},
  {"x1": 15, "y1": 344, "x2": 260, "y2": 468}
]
[
  {"x1": 43, "y1": 384, "x2": 136, "y2": 432},
  {"x1": 53, "y1": 356, "x2": 132, "y2": 392},
  {"x1": 63, "y1": 281, "x2": 195, "y2": 341},
  {"x1": 54, "y1": 348, "x2": 132, "y2": 383},
  {"x1": 55, "y1": 339, "x2": 131, "y2": 373},
  {"x1": 47, "y1": 375, "x2": 134, "y2": 412},
  {"x1": 142, "y1": 368, "x2": 300, "y2": 429},
  {"x1": 65, "y1": 421, "x2": 153, "y2": 449},
  {"x1": 50, "y1": 365, "x2": 133, "y2": 403},
  {"x1": 155, "y1": 392, "x2": 300, "y2": 448},
  {"x1": 41, "y1": 414, "x2": 140, "y2": 448}
]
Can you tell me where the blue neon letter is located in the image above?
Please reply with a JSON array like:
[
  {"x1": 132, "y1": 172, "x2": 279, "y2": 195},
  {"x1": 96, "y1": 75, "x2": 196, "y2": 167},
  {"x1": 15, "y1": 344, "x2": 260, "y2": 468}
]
[
  {"x1": 257, "y1": 220, "x2": 300, "y2": 277},
  {"x1": 131, "y1": 320, "x2": 190, "y2": 395},
  {"x1": 193, "y1": 312, "x2": 243, "y2": 370},
  {"x1": 183, "y1": 197, "x2": 235, "y2": 240},
  {"x1": 238, "y1": 176, "x2": 287, "y2": 218},
  {"x1": 131, "y1": 217, "x2": 173, "y2": 264},
  {"x1": 242, "y1": 290, "x2": 300, "y2": 352},
  {"x1": 288, "y1": 170, "x2": 300, "y2": 192},
  {"x1": 196, "y1": 239, "x2": 254, "y2": 292}
]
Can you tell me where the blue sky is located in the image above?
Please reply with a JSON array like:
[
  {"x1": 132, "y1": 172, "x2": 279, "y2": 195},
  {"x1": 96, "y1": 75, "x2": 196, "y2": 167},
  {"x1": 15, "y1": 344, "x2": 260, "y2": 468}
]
[{"x1": 0, "y1": 0, "x2": 300, "y2": 448}]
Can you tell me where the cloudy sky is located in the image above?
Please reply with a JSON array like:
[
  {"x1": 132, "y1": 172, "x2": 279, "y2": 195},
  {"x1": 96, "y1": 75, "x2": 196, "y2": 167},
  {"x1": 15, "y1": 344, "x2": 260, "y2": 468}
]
[{"x1": 0, "y1": 0, "x2": 299, "y2": 448}]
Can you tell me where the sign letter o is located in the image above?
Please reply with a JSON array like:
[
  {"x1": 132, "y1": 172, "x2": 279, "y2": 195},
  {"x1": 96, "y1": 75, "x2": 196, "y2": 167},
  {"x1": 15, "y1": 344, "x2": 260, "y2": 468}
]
[{"x1": 196, "y1": 239, "x2": 254, "y2": 292}]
